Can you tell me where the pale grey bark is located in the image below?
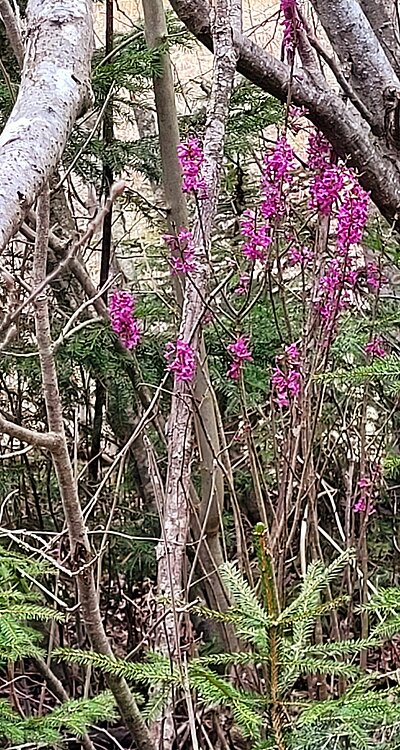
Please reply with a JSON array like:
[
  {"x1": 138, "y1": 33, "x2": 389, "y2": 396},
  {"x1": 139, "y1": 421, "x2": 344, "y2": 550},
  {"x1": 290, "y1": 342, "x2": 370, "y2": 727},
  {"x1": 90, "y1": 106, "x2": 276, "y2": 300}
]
[
  {"x1": 0, "y1": 0, "x2": 93, "y2": 252},
  {"x1": 358, "y1": 0, "x2": 400, "y2": 81},
  {"x1": 308, "y1": 0, "x2": 398, "y2": 134},
  {"x1": 143, "y1": 0, "x2": 235, "y2": 651}
]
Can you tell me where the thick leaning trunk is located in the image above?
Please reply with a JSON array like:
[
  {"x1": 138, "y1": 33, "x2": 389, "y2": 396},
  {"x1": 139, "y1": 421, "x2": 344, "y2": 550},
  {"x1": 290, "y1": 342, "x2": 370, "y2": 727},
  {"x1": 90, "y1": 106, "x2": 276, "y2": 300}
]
[
  {"x1": 32, "y1": 187, "x2": 153, "y2": 750},
  {"x1": 358, "y1": 0, "x2": 400, "y2": 80},
  {"x1": 167, "y1": 0, "x2": 400, "y2": 229},
  {"x1": 0, "y1": 0, "x2": 92, "y2": 252},
  {"x1": 308, "y1": 0, "x2": 398, "y2": 131}
]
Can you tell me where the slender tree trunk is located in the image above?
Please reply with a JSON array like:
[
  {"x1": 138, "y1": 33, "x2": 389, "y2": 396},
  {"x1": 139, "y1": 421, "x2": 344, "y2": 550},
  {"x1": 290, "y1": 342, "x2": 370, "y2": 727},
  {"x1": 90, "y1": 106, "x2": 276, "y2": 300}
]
[
  {"x1": 151, "y1": 1, "x2": 240, "y2": 745},
  {"x1": 143, "y1": 0, "x2": 236, "y2": 650},
  {"x1": 31, "y1": 185, "x2": 154, "y2": 750}
]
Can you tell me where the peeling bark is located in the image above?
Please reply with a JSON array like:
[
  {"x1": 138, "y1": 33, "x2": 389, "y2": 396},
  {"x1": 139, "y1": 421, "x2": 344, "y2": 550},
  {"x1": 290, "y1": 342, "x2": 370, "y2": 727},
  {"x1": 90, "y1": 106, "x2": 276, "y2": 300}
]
[{"x1": 0, "y1": 0, "x2": 93, "y2": 252}]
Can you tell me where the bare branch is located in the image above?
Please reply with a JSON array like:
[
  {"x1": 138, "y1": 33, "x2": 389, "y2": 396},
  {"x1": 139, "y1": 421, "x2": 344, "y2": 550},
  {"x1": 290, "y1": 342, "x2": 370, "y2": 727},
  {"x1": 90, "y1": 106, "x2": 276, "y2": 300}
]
[{"x1": 0, "y1": 413, "x2": 59, "y2": 450}]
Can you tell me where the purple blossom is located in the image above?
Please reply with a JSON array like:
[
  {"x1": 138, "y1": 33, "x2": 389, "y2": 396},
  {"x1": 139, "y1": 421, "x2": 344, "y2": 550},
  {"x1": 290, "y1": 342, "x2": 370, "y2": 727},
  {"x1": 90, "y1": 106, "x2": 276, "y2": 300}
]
[
  {"x1": 280, "y1": 0, "x2": 301, "y2": 52},
  {"x1": 309, "y1": 166, "x2": 344, "y2": 216},
  {"x1": 272, "y1": 343, "x2": 301, "y2": 407},
  {"x1": 353, "y1": 464, "x2": 381, "y2": 514},
  {"x1": 272, "y1": 367, "x2": 301, "y2": 407},
  {"x1": 227, "y1": 335, "x2": 253, "y2": 380},
  {"x1": 336, "y1": 173, "x2": 369, "y2": 254},
  {"x1": 308, "y1": 130, "x2": 332, "y2": 173},
  {"x1": 308, "y1": 131, "x2": 343, "y2": 216},
  {"x1": 239, "y1": 138, "x2": 295, "y2": 265},
  {"x1": 163, "y1": 228, "x2": 196, "y2": 274},
  {"x1": 240, "y1": 210, "x2": 272, "y2": 262},
  {"x1": 177, "y1": 138, "x2": 208, "y2": 197},
  {"x1": 285, "y1": 343, "x2": 300, "y2": 364},
  {"x1": 365, "y1": 262, "x2": 386, "y2": 291},
  {"x1": 165, "y1": 339, "x2": 196, "y2": 382},
  {"x1": 260, "y1": 137, "x2": 295, "y2": 222},
  {"x1": 365, "y1": 336, "x2": 386, "y2": 359},
  {"x1": 288, "y1": 244, "x2": 314, "y2": 267},
  {"x1": 109, "y1": 290, "x2": 141, "y2": 350}
]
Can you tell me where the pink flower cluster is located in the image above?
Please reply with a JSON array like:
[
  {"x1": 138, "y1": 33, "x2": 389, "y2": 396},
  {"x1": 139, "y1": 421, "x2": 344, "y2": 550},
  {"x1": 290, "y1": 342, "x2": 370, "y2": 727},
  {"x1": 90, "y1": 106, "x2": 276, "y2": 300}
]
[
  {"x1": 227, "y1": 335, "x2": 253, "y2": 380},
  {"x1": 365, "y1": 262, "x2": 386, "y2": 292},
  {"x1": 308, "y1": 138, "x2": 371, "y2": 337},
  {"x1": 308, "y1": 131, "x2": 343, "y2": 216},
  {"x1": 177, "y1": 138, "x2": 207, "y2": 197},
  {"x1": 365, "y1": 336, "x2": 386, "y2": 359},
  {"x1": 336, "y1": 175, "x2": 369, "y2": 255},
  {"x1": 271, "y1": 343, "x2": 301, "y2": 408},
  {"x1": 353, "y1": 463, "x2": 381, "y2": 514},
  {"x1": 165, "y1": 339, "x2": 196, "y2": 382},
  {"x1": 163, "y1": 228, "x2": 196, "y2": 275},
  {"x1": 239, "y1": 137, "x2": 295, "y2": 263},
  {"x1": 109, "y1": 290, "x2": 141, "y2": 350},
  {"x1": 261, "y1": 137, "x2": 295, "y2": 219},
  {"x1": 240, "y1": 210, "x2": 272, "y2": 262},
  {"x1": 288, "y1": 244, "x2": 314, "y2": 267},
  {"x1": 280, "y1": 0, "x2": 301, "y2": 52}
]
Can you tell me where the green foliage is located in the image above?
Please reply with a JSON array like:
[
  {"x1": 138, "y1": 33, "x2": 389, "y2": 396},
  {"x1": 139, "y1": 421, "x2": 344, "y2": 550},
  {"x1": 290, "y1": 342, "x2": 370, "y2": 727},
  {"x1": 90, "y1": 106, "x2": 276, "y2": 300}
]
[
  {"x1": 315, "y1": 353, "x2": 400, "y2": 391},
  {"x1": 55, "y1": 550, "x2": 400, "y2": 746},
  {"x1": 0, "y1": 692, "x2": 116, "y2": 746},
  {"x1": 0, "y1": 548, "x2": 117, "y2": 748},
  {"x1": 0, "y1": 547, "x2": 62, "y2": 664}
]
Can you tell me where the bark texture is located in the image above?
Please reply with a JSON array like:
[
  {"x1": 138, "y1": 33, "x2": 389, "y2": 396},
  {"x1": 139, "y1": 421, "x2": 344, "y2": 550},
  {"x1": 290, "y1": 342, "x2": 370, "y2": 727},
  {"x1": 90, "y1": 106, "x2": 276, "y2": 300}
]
[
  {"x1": 0, "y1": 0, "x2": 93, "y2": 252},
  {"x1": 143, "y1": 0, "x2": 235, "y2": 650}
]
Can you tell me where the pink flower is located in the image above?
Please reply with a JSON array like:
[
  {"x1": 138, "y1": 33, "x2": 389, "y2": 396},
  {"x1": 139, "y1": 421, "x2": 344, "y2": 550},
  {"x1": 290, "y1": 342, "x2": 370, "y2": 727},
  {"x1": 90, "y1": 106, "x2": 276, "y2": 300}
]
[
  {"x1": 272, "y1": 366, "x2": 301, "y2": 407},
  {"x1": 109, "y1": 290, "x2": 141, "y2": 350},
  {"x1": 239, "y1": 138, "x2": 295, "y2": 265},
  {"x1": 336, "y1": 173, "x2": 369, "y2": 254},
  {"x1": 165, "y1": 339, "x2": 196, "y2": 382},
  {"x1": 272, "y1": 343, "x2": 301, "y2": 407},
  {"x1": 308, "y1": 131, "x2": 344, "y2": 216},
  {"x1": 285, "y1": 343, "x2": 300, "y2": 364},
  {"x1": 353, "y1": 463, "x2": 381, "y2": 515},
  {"x1": 365, "y1": 262, "x2": 386, "y2": 291},
  {"x1": 310, "y1": 166, "x2": 344, "y2": 216},
  {"x1": 177, "y1": 138, "x2": 208, "y2": 197},
  {"x1": 308, "y1": 130, "x2": 332, "y2": 173},
  {"x1": 365, "y1": 336, "x2": 386, "y2": 359},
  {"x1": 280, "y1": 0, "x2": 301, "y2": 52},
  {"x1": 288, "y1": 244, "x2": 314, "y2": 267},
  {"x1": 240, "y1": 210, "x2": 272, "y2": 262},
  {"x1": 227, "y1": 335, "x2": 253, "y2": 380},
  {"x1": 163, "y1": 228, "x2": 196, "y2": 275}
]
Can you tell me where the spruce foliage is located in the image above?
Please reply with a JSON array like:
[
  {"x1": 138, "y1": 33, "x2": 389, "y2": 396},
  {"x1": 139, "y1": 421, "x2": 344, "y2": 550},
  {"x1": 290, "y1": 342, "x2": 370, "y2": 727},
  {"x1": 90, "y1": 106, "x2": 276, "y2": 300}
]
[{"x1": 54, "y1": 532, "x2": 400, "y2": 749}]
